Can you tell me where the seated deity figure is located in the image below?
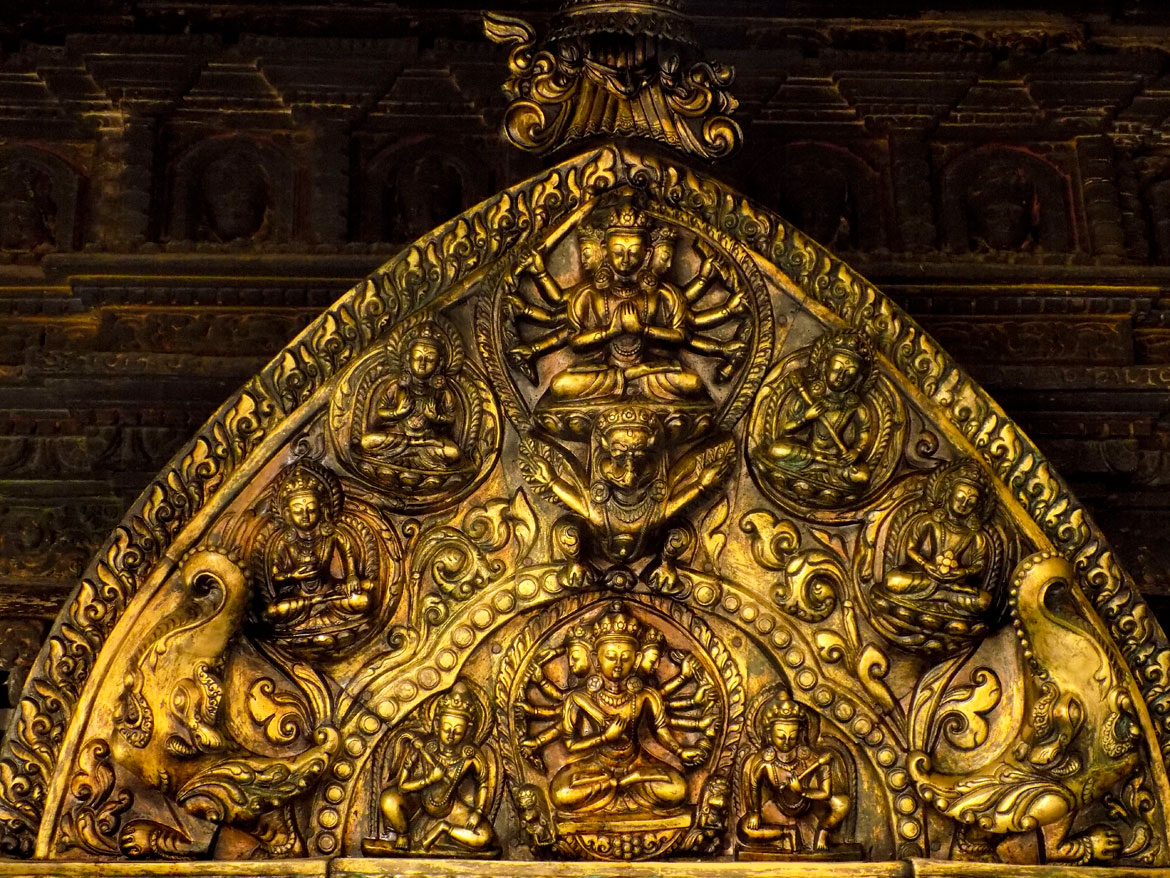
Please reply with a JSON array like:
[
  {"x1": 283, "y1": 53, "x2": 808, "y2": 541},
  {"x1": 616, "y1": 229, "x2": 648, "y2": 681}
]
[
  {"x1": 376, "y1": 682, "x2": 498, "y2": 855},
  {"x1": 549, "y1": 602, "x2": 706, "y2": 815},
  {"x1": 737, "y1": 692, "x2": 850, "y2": 855},
  {"x1": 758, "y1": 329, "x2": 876, "y2": 503},
  {"x1": 880, "y1": 460, "x2": 996, "y2": 617},
  {"x1": 545, "y1": 204, "x2": 706, "y2": 405},
  {"x1": 360, "y1": 322, "x2": 464, "y2": 472},
  {"x1": 259, "y1": 460, "x2": 375, "y2": 653}
]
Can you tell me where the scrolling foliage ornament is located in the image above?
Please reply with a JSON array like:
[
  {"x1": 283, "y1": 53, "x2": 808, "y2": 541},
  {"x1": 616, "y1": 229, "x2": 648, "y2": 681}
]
[{"x1": 1, "y1": 44, "x2": 1169, "y2": 878}]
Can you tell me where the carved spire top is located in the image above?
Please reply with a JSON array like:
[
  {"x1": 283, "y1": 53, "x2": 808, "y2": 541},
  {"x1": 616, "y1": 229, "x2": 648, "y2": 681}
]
[
  {"x1": 484, "y1": 2, "x2": 741, "y2": 160},
  {"x1": 546, "y1": 0, "x2": 696, "y2": 46}
]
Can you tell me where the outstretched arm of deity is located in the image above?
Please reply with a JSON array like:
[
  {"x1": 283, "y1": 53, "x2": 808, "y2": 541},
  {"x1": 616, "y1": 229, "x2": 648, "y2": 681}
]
[
  {"x1": 530, "y1": 649, "x2": 568, "y2": 702},
  {"x1": 647, "y1": 690, "x2": 706, "y2": 765},
  {"x1": 510, "y1": 326, "x2": 573, "y2": 363},
  {"x1": 682, "y1": 242, "x2": 729, "y2": 303},
  {"x1": 505, "y1": 293, "x2": 562, "y2": 325},
  {"x1": 662, "y1": 445, "x2": 734, "y2": 520},
  {"x1": 689, "y1": 286, "x2": 748, "y2": 329},
  {"x1": 520, "y1": 251, "x2": 566, "y2": 306},
  {"x1": 526, "y1": 457, "x2": 590, "y2": 521}
]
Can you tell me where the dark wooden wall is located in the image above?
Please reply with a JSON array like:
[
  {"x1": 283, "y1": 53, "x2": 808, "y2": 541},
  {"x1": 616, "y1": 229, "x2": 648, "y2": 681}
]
[{"x1": 1, "y1": 0, "x2": 1169, "y2": 721}]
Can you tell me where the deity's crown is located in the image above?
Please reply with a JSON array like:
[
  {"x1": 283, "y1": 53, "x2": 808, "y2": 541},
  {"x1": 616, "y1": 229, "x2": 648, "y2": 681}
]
[
  {"x1": 931, "y1": 459, "x2": 990, "y2": 520},
  {"x1": 406, "y1": 320, "x2": 445, "y2": 351},
  {"x1": 566, "y1": 623, "x2": 592, "y2": 645},
  {"x1": 598, "y1": 405, "x2": 659, "y2": 434},
  {"x1": 810, "y1": 328, "x2": 873, "y2": 381},
  {"x1": 761, "y1": 691, "x2": 806, "y2": 727},
  {"x1": 277, "y1": 459, "x2": 332, "y2": 503},
  {"x1": 436, "y1": 681, "x2": 476, "y2": 720},
  {"x1": 826, "y1": 328, "x2": 872, "y2": 360},
  {"x1": 593, "y1": 601, "x2": 641, "y2": 643},
  {"x1": 606, "y1": 204, "x2": 654, "y2": 236},
  {"x1": 641, "y1": 626, "x2": 664, "y2": 648}
]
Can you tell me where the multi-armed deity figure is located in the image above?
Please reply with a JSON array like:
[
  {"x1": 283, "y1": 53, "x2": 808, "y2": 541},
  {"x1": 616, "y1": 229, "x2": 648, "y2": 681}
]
[
  {"x1": 506, "y1": 201, "x2": 749, "y2": 413},
  {"x1": 543, "y1": 602, "x2": 710, "y2": 815},
  {"x1": 253, "y1": 459, "x2": 380, "y2": 657},
  {"x1": 521, "y1": 612, "x2": 718, "y2": 758},
  {"x1": 736, "y1": 690, "x2": 852, "y2": 858},
  {"x1": 360, "y1": 321, "x2": 466, "y2": 474},
  {"x1": 370, "y1": 681, "x2": 499, "y2": 856}
]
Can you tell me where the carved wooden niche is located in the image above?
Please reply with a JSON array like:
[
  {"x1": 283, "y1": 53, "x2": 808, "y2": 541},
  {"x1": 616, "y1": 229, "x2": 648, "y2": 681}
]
[
  {"x1": 940, "y1": 146, "x2": 1073, "y2": 254},
  {"x1": 357, "y1": 137, "x2": 491, "y2": 244},
  {"x1": 748, "y1": 141, "x2": 888, "y2": 252},
  {"x1": 168, "y1": 136, "x2": 294, "y2": 245},
  {"x1": 0, "y1": 145, "x2": 83, "y2": 254}
]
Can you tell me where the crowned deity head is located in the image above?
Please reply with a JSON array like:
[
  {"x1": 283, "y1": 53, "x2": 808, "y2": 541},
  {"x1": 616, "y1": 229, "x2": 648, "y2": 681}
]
[
  {"x1": 808, "y1": 329, "x2": 873, "y2": 396},
  {"x1": 638, "y1": 626, "x2": 665, "y2": 677},
  {"x1": 566, "y1": 624, "x2": 594, "y2": 677},
  {"x1": 434, "y1": 681, "x2": 478, "y2": 750},
  {"x1": 604, "y1": 204, "x2": 654, "y2": 278},
  {"x1": 592, "y1": 602, "x2": 642, "y2": 684},
  {"x1": 931, "y1": 460, "x2": 993, "y2": 527},
  {"x1": 403, "y1": 322, "x2": 448, "y2": 384},
  {"x1": 759, "y1": 691, "x2": 807, "y2": 755},
  {"x1": 276, "y1": 460, "x2": 341, "y2": 534}
]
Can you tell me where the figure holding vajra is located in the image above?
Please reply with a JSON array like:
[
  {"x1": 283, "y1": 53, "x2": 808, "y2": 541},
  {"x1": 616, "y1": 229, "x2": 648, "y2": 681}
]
[
  {"x1": 736, "y1": 691, "x2": 851, "y2": 857},
  {"x1": 370, "y1": 682, "x2": 499, "y2": 856},
  {"x1": 756, "y1": 329, "x2": 878, "y2": 504}
]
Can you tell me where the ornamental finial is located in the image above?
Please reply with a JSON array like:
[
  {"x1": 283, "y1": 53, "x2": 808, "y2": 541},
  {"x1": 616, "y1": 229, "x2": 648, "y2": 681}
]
[{"x1": 483, "y1": 1, "x2": 741, "y2": 160}]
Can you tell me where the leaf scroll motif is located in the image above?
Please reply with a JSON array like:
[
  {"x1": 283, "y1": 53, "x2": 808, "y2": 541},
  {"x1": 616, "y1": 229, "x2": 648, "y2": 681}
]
[
  {"x1": 936, "y1": 668, "x2": 1002, "y2": 751},
  {"x1": 773, "y1": 549, "x2": 842, "y2": 624},
  {"x1": 740, "y1": 511, "x2": 840, "y2": 623},
  {"x1": 248, "y1": 679, "x2": 312, "y2": 746},
  {"x1": 56, "y1": 739, "x2": 132, "y2": 856}
]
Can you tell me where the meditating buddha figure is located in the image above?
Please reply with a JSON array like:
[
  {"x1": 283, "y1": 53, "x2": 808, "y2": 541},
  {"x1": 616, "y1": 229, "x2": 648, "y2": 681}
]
[
  {"x1": 549, "y1": 602, "x2": 706, "y2": 814},
  {"x1": 546, "y1": 204, "x2": 706, "y2": 404},
  {"x1": 881, "y1": 460, "x2": 995, "y2": 616},
  {"x1": 260, "y1": 460, "x2": 374, "y2": 653},
  {"x1": 360, "y1": 321, "x2": 464, "y2": 471}
]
